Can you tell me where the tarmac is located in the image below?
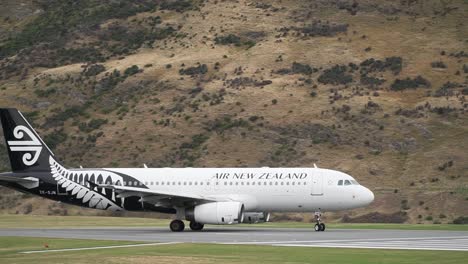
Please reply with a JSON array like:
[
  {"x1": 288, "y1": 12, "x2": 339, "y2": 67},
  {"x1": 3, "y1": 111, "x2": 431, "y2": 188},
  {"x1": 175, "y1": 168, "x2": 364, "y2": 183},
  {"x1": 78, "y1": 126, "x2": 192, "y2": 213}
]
[{"x1": 1, "y1": 227, "x2": 468, "y2": 251}]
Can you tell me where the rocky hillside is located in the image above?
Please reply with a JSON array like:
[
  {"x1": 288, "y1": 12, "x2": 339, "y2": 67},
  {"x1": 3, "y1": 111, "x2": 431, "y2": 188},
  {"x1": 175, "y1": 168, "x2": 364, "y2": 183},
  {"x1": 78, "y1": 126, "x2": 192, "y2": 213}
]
[{"x1": 0, "y1": 0, "x2": 467, "y2": 224}]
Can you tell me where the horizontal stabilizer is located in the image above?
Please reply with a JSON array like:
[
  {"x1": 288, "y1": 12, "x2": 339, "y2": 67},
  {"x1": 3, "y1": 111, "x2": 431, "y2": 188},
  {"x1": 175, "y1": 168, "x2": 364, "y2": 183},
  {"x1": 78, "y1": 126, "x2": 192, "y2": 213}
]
[{"x1": 0, "y1": 175, "x2": 39, "y2": 189}]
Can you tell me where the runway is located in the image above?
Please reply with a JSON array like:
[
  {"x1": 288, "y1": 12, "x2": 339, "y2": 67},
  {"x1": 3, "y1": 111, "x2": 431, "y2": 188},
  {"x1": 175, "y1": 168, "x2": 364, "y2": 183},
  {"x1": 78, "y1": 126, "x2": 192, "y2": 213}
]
[{"x1": 1, "y1": 227, "x2": 468, "y2": 251}]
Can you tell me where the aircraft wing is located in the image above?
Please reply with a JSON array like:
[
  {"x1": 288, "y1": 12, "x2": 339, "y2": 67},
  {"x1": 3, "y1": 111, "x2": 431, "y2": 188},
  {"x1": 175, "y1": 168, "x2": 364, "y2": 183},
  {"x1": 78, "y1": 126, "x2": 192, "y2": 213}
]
[{"x1": 98, "y1": 184, "x2": 217, "y2": 207}]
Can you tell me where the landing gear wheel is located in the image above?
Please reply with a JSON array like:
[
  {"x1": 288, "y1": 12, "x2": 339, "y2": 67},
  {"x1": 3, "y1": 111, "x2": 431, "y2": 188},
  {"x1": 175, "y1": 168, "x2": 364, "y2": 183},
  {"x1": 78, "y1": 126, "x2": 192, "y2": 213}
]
[
  {"x1": 189, "y1": 221, "x2": 204, "y2": 231},
  {"x1": 314, "y1": 210, "x2": 325, "y2": 232},
  {"x1": 320, "y1": 223, "x2": 326, "y2": 231},
  {"x1": 314, "y1": 224, "x2": 321, "y2": 232},
  {"x1": 170, "y1": 220, "x2": 185, "y2": 232}
]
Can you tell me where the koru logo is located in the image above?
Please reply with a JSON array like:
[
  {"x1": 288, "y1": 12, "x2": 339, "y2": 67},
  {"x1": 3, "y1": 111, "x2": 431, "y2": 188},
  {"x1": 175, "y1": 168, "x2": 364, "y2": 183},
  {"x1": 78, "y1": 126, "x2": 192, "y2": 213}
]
[{"x1": 7, "y1": 125, "x2": 43, "y2": 166}]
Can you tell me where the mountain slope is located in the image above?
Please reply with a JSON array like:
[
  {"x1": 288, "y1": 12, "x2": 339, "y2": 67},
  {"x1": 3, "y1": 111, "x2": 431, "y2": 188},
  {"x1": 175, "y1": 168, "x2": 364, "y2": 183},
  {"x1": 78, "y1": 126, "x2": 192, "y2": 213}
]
[{"x1": 0, "y1": 0, "x2": 467, "y2": 224}]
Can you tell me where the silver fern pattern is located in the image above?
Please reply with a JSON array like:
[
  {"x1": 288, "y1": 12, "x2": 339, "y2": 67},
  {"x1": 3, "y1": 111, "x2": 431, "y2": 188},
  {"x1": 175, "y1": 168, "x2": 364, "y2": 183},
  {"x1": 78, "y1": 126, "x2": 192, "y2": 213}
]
[{"x1": 49, "y1": 156, "x2": 124, "y2": 211}]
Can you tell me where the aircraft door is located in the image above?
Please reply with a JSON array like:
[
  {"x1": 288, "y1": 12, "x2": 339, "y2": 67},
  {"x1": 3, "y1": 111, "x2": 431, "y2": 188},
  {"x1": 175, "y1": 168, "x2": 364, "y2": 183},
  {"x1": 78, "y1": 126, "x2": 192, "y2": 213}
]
[{"x1": 311, "y1": 171, "x2": 324, "y2": 196}]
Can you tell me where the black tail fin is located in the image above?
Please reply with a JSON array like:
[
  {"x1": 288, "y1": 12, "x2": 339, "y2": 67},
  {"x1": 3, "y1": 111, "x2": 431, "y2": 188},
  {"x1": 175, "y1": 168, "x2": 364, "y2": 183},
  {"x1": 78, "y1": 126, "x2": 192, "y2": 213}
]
[{"x1": 0, "y1": 108, "x2": 56, "y2": 172}]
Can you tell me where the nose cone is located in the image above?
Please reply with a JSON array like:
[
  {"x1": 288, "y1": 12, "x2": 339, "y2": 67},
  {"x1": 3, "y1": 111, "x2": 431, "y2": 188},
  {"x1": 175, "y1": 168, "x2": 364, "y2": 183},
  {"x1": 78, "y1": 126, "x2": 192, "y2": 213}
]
[{"x1": 363, "y1": 187, "x2": 375, "y2": 205}]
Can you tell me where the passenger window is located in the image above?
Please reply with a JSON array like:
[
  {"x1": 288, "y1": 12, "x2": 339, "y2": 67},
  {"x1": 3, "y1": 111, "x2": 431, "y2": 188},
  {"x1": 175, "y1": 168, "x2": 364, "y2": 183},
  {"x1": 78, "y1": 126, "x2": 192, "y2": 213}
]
[
  {"x1": 344, "y1": 180, "x2": 351, "y2": 186},
  {"x1": 338, "y1": 180, "x2": 343, "y2": 186}
]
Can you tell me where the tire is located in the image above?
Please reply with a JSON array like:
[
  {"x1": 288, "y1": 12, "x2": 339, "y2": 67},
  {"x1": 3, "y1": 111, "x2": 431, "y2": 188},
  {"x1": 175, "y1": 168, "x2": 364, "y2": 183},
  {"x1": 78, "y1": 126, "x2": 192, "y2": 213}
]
[
  {"x1": 189, "y1": 221, "x2": 204, "y2": 231},
  {"x1": 170, "y1": 220, "x2": 185, "y2": 232},
  {"x1": 320, "y1": 223, "x2": 326, "y2": 231},
  {"x1": 314, "y1": 224, "x2": 321, "y2": 232}
]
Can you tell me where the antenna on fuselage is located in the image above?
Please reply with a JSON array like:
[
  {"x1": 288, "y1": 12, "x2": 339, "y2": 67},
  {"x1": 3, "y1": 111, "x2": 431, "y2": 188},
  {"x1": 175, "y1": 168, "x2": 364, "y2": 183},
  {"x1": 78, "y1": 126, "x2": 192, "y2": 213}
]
[
  {"x1": 313, "y1": 163, "x2": 318, "y2": 168},
  {"x1": 143, "y1": 163, "x2": 148, "y2": 168}
]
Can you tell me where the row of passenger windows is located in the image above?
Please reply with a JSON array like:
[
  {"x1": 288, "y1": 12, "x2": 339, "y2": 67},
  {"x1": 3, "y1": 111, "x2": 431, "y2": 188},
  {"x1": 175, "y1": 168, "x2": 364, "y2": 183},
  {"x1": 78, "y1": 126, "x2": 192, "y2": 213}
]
[
  {"x1": 120, "y1": 181, "x2": 308, "y2": 187},
  {"x1": 337, "y1": 180, "x2": 359, "y2": 186}
]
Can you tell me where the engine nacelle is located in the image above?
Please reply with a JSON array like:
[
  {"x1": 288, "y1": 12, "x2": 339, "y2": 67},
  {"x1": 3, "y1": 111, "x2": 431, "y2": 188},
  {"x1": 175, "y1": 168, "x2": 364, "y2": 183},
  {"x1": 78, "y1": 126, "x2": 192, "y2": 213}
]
[
  {"x1": 186, "y1": 202, "x2": 244, "y2": 225},
  {"x1": 242, "y1": 212, "x2": 270, "y2": 224}
]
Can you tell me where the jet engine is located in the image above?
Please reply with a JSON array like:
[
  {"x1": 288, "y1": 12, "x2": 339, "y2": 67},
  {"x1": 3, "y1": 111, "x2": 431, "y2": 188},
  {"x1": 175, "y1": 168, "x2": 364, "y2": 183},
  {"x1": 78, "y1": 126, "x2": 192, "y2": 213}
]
[
  {"x1": 242, "y1": 212, "x2": 270, "y2": 224},
  {"x1": 186, "y1": 202, "x2": 244, "y2": 224}
]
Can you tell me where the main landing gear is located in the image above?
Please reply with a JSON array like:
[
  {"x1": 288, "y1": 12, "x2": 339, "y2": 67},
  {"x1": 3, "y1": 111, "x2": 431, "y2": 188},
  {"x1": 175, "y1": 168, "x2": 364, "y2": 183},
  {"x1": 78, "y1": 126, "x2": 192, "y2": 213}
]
[
  {"x1": 189, "y1": 221, "x2": 204, "y2": 231},
  {"x1": 170, "y1": 219, "x2": 185, "y2": 232},
  {"x1": 314, "y1": 211, "x2": 326, "y2": 232},
  {"x1": 169, "y1": 220, "x2": 204, "y2": 232}
]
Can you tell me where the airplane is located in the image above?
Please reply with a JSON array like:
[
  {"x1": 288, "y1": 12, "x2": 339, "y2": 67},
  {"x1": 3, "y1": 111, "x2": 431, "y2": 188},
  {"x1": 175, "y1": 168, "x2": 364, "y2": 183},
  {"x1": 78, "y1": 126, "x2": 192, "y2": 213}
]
[{"x1": 0, "y1": 108, "x2": 374, "y2": 232}]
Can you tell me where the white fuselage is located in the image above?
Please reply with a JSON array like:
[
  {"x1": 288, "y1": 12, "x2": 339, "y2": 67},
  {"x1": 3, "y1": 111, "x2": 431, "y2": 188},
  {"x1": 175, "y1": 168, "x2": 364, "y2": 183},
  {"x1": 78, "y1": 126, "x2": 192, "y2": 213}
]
[{"x1": 107, "y1": 167, "x2": 374, "y2": 212}]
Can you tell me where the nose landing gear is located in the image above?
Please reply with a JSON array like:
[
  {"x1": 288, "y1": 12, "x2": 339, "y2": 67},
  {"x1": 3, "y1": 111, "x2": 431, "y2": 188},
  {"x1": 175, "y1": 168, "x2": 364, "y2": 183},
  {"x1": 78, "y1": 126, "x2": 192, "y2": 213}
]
[{"x1": 314, "y1": 211, "x2": 326, "y2": 232}]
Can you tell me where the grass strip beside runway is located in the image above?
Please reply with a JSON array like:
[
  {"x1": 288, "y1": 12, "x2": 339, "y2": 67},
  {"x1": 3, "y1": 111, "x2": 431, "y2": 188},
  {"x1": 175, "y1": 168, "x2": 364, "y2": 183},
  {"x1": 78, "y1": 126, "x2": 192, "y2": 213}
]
[
  {"x1": 0, "y1": 214, "x2": 467, "y2": 231},
  {"x1": 0, "y1": 237, "x2": 467, "y2": 264}
]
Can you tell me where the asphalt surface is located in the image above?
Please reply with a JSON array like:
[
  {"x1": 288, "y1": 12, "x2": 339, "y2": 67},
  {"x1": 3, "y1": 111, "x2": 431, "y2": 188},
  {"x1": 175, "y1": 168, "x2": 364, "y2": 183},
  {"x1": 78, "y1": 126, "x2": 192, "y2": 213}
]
[{"x1": 1, "y1": 227, "x2": 468, "y2": 251}]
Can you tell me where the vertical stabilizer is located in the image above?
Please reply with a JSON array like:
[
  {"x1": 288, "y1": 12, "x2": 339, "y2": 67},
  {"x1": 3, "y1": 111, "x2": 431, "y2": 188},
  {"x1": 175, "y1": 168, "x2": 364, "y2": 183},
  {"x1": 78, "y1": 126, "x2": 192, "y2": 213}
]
[{"x1": 0, "y1": 108, "x2": 56, "y2": 172}]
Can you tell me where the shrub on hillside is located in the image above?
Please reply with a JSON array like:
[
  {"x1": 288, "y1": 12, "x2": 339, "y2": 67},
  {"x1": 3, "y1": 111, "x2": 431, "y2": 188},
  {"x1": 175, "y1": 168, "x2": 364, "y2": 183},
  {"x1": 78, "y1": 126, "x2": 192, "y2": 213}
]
[
  {"x1": 433, "y1": 82, "x2": 459, "y2": 97},
  {"x1": 390, "y1": 76, "x2": 431, "y2": 91},
  {"x1": 82, "y1": 64, "x2": 106, "y2": 76},
  {"x1": 160, "y1": 0, "x2": 194, "y2": 12},
  {"x1": 124, "y1": 65, "x2": 141, "y2": 76},
  {"x1": 214, "y1": 34, "x2": 241, "y2": 46},
  {"x1": 342, "y1": 211, "x2": 407, "y2": 223},
  {"x1": 44, "y1": 130, "x2": 68, "y2": 149},
  {"x1": 360, "y1": 56, "x2": 403, "y2": 75},
  {"x1": 34, "y1": 88, "x2": 57, "y2": 98},
  {"x1": 453, "y1": 216, "x2": 468, "y2": 224},
  {"x1": 179, "y1": 64, "x2": 208, "y2": 76},
  {"x1": 282, "y1": 20, "x2": 348, "y2": 37},
  {"x1": 214, "y1": 34, "x2": 256, "y2": 48},
  {"x1": 291, "y1": 62, "x2": 315, "y2": 75},
  {"x1": 318, "y1": 65, "x2": 353, "y2": 85},
  {"x1": 79, "y1": 119, "x2": 108, "y2": 132},
  {"x1": 360, "y1": 75, "x2": 385, "y2": 87},
  {"x1": 431, "y1": 61, "x2": 447, "y2": 68}
]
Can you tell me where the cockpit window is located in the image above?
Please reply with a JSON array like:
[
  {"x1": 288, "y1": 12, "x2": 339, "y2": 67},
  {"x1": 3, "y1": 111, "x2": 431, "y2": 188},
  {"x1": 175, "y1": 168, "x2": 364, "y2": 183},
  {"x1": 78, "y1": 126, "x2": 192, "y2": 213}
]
[
  {"x1": 338, "y1": 180, "x2": 343, "y2": 186},
  {"x1": 344, "y1": 180, "x2": 352, "y2": 185},
  {"x1": 351, "y1": 180, "x2": 359, "y2": 185}
]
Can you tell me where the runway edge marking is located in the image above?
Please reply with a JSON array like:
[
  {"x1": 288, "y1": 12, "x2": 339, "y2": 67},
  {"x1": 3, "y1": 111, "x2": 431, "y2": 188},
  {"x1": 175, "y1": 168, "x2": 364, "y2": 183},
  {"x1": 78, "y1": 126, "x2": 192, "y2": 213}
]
[
  {"x1": 21, "y1": 242, "x2": 181, "y2": 254},
  {"x1": 219, "y1": 236, "x2": 468, "y2": 245},
  {"x1": 273, "y1": 244, "x2": 468, "y2": 252}
]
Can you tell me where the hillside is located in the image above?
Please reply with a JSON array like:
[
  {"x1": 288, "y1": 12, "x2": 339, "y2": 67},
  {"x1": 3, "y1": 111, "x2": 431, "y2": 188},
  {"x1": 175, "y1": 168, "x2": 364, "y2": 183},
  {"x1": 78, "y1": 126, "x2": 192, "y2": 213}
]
[{"x1": 0, "y1": 0, "x2": 467, "y2": 224}]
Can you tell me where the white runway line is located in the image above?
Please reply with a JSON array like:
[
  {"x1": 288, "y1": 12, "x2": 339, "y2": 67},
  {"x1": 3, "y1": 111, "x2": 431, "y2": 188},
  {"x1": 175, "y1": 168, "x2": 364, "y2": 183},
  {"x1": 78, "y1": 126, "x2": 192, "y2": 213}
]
[
  {"x1": 273, "y1": 244, "x2": 468, "y2": 252},
  {"x1": 221, "y1": 236, "x2": 468, "y2": 245},
  {"x1": 21, "y1": 242, "x2": 180, "y2": 254},
  {"x1": 221, "y1": 236, "x2": 468, "y2": 251}
]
